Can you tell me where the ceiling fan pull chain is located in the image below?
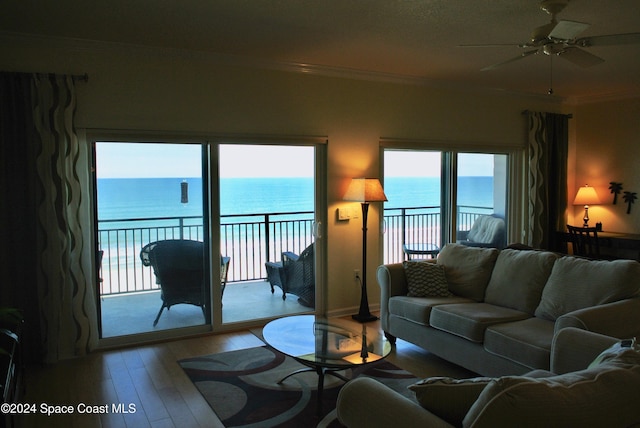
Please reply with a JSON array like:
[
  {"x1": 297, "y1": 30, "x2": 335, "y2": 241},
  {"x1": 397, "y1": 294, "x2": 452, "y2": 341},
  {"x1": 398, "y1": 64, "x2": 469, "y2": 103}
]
[{"x1": 548, "y1": 55, "x2": 554, "y2": 95}]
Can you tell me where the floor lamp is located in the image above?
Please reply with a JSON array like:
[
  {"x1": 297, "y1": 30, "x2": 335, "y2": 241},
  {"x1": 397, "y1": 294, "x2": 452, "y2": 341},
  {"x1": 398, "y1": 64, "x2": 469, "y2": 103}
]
[{"x1": 343, "y1": 178, "x2": 387, "y2": 323}]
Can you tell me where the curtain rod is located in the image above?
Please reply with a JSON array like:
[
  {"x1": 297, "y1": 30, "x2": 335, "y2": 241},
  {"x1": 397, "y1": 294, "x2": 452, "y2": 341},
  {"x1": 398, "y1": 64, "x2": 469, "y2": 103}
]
[
  {"x1": 72, "y1": 73, "x2": 89, "y2": 82},
  {"x1": 1, "y1": 70, "x2": 89, "y2": 82},
  {"x1": 521, "y1": 110, "x2": 572, "y2": 119}
]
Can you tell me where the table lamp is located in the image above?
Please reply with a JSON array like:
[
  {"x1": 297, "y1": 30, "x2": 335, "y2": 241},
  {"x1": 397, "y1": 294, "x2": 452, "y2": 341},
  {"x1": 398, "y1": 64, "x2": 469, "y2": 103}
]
[{"x1": 573, "y1": 184, "x2": 600, "y2": 227}]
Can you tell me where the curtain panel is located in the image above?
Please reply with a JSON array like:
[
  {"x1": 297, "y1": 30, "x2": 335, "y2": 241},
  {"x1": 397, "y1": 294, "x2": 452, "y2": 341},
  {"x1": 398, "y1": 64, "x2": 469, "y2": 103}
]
[
  {"x1": 526, "y1": 111, "x2": 569, "y2": 250},
  {"x1": 0, "y1": 72, "x2": 97, "y2": 363}
]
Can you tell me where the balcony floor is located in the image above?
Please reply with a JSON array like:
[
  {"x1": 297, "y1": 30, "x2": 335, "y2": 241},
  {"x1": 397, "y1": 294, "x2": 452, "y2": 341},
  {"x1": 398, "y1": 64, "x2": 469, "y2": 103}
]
[{"x1": 100, "y1": 279, "x2": 311, "y2": 337}]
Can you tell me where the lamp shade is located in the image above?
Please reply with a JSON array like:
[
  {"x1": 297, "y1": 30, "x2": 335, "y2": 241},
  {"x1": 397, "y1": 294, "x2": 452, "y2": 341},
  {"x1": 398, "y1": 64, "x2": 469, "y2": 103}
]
[
  {"x1": 343, "y1": 178, "x2": 388, "y2": 202},
  {"x1": 573, "y1": 185, "x2": 600, "y2": 206}
]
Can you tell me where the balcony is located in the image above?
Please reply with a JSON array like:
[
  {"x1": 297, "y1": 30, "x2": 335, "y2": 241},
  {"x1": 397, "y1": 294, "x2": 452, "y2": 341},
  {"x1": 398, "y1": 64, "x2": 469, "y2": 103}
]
[{"x1": 98, "y1": 206, "x2": 491, "y2": 335}]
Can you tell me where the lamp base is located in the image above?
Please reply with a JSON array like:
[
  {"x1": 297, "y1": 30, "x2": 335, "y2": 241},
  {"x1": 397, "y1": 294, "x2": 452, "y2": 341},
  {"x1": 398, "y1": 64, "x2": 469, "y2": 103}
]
[{"x1": 352, "y1": 313, "x2": 378, "y2": 323}]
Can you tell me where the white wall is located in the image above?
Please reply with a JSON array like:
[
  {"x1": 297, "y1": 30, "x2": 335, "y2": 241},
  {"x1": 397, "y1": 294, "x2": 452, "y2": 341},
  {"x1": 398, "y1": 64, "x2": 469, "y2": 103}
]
[{"x1": 2, "y1": 34, "x2": 570, "y2": 314}]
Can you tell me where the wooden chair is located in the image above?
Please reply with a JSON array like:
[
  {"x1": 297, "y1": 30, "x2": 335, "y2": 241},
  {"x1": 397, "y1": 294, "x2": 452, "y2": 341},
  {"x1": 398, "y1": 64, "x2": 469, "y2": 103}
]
[{"x1": 567, "y1": 225, "x2": 602, "y2": 258}]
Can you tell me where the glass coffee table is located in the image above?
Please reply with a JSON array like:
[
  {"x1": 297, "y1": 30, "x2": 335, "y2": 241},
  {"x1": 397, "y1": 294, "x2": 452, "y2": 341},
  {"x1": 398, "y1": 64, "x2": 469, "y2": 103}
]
[{"x1": 262, "y1": 315, "x2": 391, "y2": 414}]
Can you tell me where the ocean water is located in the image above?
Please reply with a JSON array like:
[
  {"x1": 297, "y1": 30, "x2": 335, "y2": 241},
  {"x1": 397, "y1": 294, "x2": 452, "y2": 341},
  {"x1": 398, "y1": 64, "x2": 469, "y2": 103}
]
[
  {"x1": 96, "y1": 176, "x2": 494, "y2": 221},
  {"x1": 96, "y1": 176, "x2": 494, "y2": 286}
]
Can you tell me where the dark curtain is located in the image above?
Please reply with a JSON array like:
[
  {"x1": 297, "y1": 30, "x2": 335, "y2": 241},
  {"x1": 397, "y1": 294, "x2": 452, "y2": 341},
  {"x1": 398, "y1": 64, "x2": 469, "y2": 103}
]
[
  {"x1": 1, "y1": 73, "x2": 42, "y2": 361},
  {"x1": 0, "y1": 72, "x2": 97, "y2": 363},
  {"x1": 526, "y1": 111, "x2": 569, "y2": 250}
]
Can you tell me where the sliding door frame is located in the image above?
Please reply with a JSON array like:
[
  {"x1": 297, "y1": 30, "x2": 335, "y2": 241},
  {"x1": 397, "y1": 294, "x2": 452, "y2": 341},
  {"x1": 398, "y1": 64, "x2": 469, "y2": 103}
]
[{"x1": 88, "y1": 129, "x2": 327, "y2": 348}]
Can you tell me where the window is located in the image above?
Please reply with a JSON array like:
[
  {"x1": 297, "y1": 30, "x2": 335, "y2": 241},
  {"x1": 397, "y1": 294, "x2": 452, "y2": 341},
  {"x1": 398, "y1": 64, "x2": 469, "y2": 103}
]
[{"x1": 383, "y1": 146, "x2": 516, "y2": 263}]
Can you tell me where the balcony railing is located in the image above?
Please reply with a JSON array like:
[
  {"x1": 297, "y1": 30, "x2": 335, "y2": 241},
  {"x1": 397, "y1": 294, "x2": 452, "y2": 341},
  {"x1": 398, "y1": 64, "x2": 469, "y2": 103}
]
[
  {"x1": 98, "y1": 212, "x2": 316, "y2": 295},
  {"x1": 383, "y1": 205, "x2": 493, "y2": 263},
  {"x1": 97, "y1": 206, "x2": 492, "y2": 296}
]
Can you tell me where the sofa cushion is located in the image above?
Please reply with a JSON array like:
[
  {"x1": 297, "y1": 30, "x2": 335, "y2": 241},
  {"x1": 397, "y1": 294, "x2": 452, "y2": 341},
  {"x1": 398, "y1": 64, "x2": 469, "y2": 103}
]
[
  {"x1": 484, "y1": 317, "x2": 555, "y2": 371},
  {"x1": 534, "y1": 257, "x2": 640, "y2": 321},
  {"x1": 429, "y1": 303, "x2": 531, "y2": 343},
  {"x1": 437, "y1": 243, "x2": 499, "y2": 301},
  {"x1": 463, "y1": 362, "x2": 640, "y2": 428},
  {"x1": 403, "y1": 261, "x2": 452, "y2": 298},
  {"x1": 409, "y1": 376, "x2": 492, "y2": 427},
  {"x1": 388, "y1": 295, "x2": 473, "y2": 326},
  {"x1": 484, "y1": 249, "x2": 559, "y2": 314}
]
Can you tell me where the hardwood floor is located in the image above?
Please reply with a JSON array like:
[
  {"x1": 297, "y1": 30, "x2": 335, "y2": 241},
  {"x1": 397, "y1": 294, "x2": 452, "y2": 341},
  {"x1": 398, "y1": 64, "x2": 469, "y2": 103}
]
[{"x1": 16, "y1": 318, "x2": 474, "y2": 428}]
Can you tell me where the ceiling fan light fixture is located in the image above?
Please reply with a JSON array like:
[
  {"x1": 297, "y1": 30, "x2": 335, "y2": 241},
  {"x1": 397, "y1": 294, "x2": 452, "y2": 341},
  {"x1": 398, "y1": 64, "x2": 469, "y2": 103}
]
[
  {"x1": 531, "y1": 21, "x2": 557, "y2": 44},
  {"x1": 543, "y1": 43, "x2": 565, "y2": 56},
  {"x1": 540, "y1": 0, "x2": 568, "y2": 17}
]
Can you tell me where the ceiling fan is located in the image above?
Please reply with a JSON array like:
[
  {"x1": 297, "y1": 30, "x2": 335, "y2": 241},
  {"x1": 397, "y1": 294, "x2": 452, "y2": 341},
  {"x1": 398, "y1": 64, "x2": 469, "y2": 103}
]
[{"x1": 460, "y1": 0, "x2": 640, "y2": 76}]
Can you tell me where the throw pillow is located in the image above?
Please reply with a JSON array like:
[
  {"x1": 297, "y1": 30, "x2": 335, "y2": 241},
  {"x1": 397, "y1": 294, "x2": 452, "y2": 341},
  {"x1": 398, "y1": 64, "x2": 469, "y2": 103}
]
[
  {"x1": 409, "y1": 376, "x2": 492, "y2": 426},
  {"x1": 403, "y1": 261, "x2": 451, "y2": 297},
  {"x1": 534, "y1": 257, "x2": 640, "y2": 321},
  {"x1": 436, "y1": 243, "x2": 499, "y2": 301},
  {"x1": 484, "y1": 249, "x2": 559, "y2": 314}
]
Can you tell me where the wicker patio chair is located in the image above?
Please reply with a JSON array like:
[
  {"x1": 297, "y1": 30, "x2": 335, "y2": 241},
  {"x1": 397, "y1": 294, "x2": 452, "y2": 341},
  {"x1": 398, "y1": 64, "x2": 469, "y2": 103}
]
[
  {"x1": 265, "y1": 243, "x2": 315, "y2": 308},
  {"x1": 140, "y1": 240, "x2": 231, "y2": 326}
]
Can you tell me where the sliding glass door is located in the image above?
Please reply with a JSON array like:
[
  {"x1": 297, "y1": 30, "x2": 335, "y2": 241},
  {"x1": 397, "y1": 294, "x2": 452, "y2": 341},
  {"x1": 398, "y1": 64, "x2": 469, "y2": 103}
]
[
  {"x1": 383, "y1": 148, "x2": 510, "y2": 263},
  {"x1": 456, "y1": 153, "x2": 508, "y2": 247},
  {"x1": 94, "y1": 142, "x2": 208, "y2": 338},
  {"x1": 218, "y1": 144, "x2": 319, "y2": 324},
  {"x1": 93, "y1": 136, "x2": 326, "y2": 342},
  {"x1": 383, "y1": 150, "x2": 443, "y2": 262}
]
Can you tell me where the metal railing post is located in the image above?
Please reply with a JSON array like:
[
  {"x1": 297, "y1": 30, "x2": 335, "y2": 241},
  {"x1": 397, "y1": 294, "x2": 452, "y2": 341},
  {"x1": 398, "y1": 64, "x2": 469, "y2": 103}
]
[
  {"x1": 264, "y1": 214, "x2": 271, "y2": 263},
  {"x1": 401, "y1": 208, "x2": 406, "y2": 247}
]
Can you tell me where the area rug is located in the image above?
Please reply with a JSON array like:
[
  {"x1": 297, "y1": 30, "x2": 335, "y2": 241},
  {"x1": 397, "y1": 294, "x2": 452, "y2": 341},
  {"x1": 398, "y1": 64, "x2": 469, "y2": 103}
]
[{"x1": 179, "y1": 345, "x2": 418, "y2": 427}]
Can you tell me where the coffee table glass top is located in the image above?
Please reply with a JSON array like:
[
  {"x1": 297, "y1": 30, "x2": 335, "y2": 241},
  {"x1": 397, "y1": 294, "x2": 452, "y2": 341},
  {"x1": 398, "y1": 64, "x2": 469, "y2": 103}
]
[{"x1": 263, "y1": 315, "x2": 391, "y2": 368}]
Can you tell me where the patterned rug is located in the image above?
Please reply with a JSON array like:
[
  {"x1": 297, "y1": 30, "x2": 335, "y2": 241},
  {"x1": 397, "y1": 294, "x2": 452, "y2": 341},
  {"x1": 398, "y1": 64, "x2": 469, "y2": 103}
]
[{"x1": 179, "y1": 345, "x2": 418, "y2": 427}]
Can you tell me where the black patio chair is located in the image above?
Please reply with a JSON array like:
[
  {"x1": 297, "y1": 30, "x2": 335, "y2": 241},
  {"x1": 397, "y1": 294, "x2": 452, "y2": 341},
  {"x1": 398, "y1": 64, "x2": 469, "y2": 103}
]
[
  {"x1": 140, "y1": 240, "x2": 230, "y2": 326},
  {"x1": 265, "y1": 243, "x2": 315, "y2": 308}
]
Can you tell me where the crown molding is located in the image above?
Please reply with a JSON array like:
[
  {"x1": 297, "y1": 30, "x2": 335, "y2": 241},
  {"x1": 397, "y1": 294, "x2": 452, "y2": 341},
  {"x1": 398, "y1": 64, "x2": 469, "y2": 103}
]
[
  {"x1": 2, "y1": 31, "x2": 629, "y2": 105},
  {"x1": 565, "y1": 88, "x2": 640, "y2": 106}
]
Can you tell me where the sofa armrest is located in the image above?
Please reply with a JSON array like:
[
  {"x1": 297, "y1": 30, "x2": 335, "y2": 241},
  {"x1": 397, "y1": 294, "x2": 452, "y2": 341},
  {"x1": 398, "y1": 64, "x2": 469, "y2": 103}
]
[
  {"x1": 337, "y1": 377, "x2": 454, "y2": 428},
  {"x1": 555, "y1": 298, "x2": 640, "y2": 339},
  {"x1": 551, "y1": 327, "x2": 619, "y2": 374},
  {"x1": 377, "y1": 263, "x2": 408, "y2": 331}
]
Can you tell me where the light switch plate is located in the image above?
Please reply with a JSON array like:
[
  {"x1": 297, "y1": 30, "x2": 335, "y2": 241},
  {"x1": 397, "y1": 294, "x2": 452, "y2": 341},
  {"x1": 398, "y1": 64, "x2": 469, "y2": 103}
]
[{"x1": 338, "y1": 207, "x2": 351, "y2": 220}]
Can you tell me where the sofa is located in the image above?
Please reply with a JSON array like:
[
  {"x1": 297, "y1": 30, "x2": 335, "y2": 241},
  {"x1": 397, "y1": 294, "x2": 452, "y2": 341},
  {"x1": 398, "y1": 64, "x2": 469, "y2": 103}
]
[
  {"x1": 377, "y1": 243, "x2": 640, "y2": 377},
  {"x1": 337, "y1": 328, "x2": 640, "y2": 427}
]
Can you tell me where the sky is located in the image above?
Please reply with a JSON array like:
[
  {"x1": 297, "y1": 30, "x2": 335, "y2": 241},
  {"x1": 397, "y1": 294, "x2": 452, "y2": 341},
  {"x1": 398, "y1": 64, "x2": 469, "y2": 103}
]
[
  {"x1": 95, "y1": 143, "x2": 314, "y2": 179},
  {"x1": 95, "y1": 142, "x2": 494, "y2": 179},
  {"x1": 384, "y1": 151, "x2": 495, "y2": 177}
]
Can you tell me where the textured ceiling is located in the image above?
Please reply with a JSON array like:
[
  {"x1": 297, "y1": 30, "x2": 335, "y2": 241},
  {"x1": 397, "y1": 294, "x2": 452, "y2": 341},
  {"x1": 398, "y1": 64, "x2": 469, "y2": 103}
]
[{"x1": 2, "y1": 0, "x2": 640, "y2": 101}]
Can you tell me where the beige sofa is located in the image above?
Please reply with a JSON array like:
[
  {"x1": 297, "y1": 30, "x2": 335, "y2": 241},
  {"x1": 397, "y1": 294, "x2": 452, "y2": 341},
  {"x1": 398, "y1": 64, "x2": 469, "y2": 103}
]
[
  {"x1": 378, "y1": 243, "x2": 640, "y2": 376},
  {"x1": 337, "y1": 328, "x2": 640, "y2": 427}
]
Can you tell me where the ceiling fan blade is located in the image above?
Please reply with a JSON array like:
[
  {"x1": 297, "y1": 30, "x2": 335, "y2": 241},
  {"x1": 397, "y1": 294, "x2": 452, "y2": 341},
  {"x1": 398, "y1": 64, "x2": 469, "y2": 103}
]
[
  {"x1": 575, "y1": 32, "x2": 640, "y2": 47},
  {"x1": 558, "y1": 47, "x2": 605, "y2": 67},
  {"x1": 481, "y1": 49, "x2": 539, "y2": 71},
  {"x1": 549, "y1": 20, "x2": 589, "y2": 40}
]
